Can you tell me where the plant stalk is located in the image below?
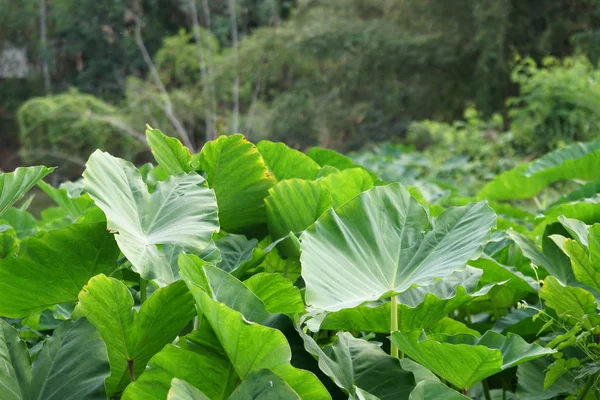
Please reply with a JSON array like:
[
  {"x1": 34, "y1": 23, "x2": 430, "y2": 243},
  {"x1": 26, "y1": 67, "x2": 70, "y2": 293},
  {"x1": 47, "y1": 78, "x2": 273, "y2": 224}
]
[
  {"x1": 578, "y1": 376, "x2": 595, "y2": 400},
  {"x1": 390, "y1": 296, "x2": 401, "y2": 358},
  {"x1": 482, "y1": 379, "x2": 492, "y2": 400},
  {"x1": 140, "y1": 277, "x2": 147, "y2": 304}
]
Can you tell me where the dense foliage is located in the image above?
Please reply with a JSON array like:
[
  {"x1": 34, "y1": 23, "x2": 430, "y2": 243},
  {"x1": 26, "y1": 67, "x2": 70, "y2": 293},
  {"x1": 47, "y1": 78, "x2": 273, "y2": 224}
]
[{"x1": 2, "y1": 128, "x2": 600, "y2": 398}]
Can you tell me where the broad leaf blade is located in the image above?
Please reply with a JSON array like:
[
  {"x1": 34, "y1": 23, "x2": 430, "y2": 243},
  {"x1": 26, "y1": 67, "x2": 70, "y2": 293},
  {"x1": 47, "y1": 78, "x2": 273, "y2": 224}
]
[
  {"x1": 229, "y1": 369, "x2": 302, "y2": 399},
  {"x1": 0, "y1": 166, "x2": 54, "y2": 217},
  {"x1": 198, "y1": 135, "x2": 276, "y2": 234},
  {"x1": 74, "y1": 274, "x2": 196, "y2": 395},
  {"x1": 146, "y1": 127, "x2": 193, "y2": 176},
  {"x1": 29, "y1": 319, "x2": 110, "y2": 400},
  {"x1": 297, "y1": 327, "x2": 415, "y2": 399},
  {"x1": 0, "y1": 320, "x2": 30, "y2": 400},
  {"x1": 83, "y1": 150, "x2": 218, "y2": 284},
  {"x1": 0, "y1": 222, "x2": 119, "y2": 317},
  {"x1": 391, "y1": 330, "x2": 555, "y2": 389},
  {"x1": 180, "y1": 258, "x2": 330, "y2": 399},
  {"x1": 301, "y1": 183, "x2": 496, "y2": 311},
  {"x1": 168, "y1": 379, "x2": 211, "y2": 400},
  {"x1": 257, "y1": 140, "x2": 321, "y2": 181}
]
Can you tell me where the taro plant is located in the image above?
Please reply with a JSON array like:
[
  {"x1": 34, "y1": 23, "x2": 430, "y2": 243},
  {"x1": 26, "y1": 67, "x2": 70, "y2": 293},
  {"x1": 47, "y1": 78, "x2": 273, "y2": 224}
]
[{"x1": 0, "y1": 126, "x2": 597, "y2": 399}]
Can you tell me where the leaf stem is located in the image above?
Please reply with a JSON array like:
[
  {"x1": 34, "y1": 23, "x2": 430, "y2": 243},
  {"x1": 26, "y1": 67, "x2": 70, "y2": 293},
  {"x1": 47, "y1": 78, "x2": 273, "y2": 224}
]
[
  {"x1": 482, "y1": 379, "x2": 492, "y2": 400},
  {"x1": 140, "y1": 277, "x2": 147, "y2": 304},
  {"x1": 127, "y1": 359, "x2": 135, "y2": 382},
  {"x1": 578, "y1": 375, "x2": 595, "y2": 400},
  {"x1": 390, "y1": 295, "x2": 401, "y2": 358}
]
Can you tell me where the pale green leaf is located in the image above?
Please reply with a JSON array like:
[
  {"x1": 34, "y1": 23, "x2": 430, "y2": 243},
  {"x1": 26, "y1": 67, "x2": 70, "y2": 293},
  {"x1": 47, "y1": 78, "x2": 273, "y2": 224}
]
[
  {"x1": 83, "y1": 150, "x2": 219, "y2": 284},
  {"x1": 301, "y1": 183, "x2": 496, "y2": 311}
]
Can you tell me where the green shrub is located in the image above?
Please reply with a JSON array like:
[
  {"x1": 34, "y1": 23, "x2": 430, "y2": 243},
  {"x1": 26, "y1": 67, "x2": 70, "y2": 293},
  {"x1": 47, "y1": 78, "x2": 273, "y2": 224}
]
[
  {"x1": 17, "y1": 90, "x2": 143, "y2": 177},
  {"x1": 508, "y1": 56, "x2": 600, "y2": 153}
]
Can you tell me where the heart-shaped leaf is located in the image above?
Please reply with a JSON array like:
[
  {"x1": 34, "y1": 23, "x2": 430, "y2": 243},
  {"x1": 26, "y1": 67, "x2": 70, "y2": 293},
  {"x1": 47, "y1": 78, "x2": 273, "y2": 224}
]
[
  {"x1": 123, "y1": 258, "x2": 328, "y2": 399},
  {"x1": 301, "y1": 183, "x2": 496, "y2": 311},
  {"x1": 391, "y1": 330, "x2": 555, "y2": 389},
  {"x1": 197, "y1": 135, "x2": 276, "y2": 234},
  {"x1": 297, "y1": 326, "x2": 415, "y2": 399},
  {"x1": 179, "y1": 255, "x2": 330, "y2": 399},
  {"x1": 408, "y1": 381, "x2": 469, "y2": 400},
  {"x1": 257, "y1": 140, "x2": 321, "y2": 181},
  {"x1": 311, "y1": 267, "x2": 497, "y2": 333},
  {"x1": 168, "y1": 379, "x2": 210, "y2": 400},
  {"x1": 0, "y1": 318, "x2": 110, "y2": 400},
  {"x1": 0, "y1": 221, "x2": 119, "y2": 317},
  {"x1": 83, "y1": 150, "x2": 219, "y2": 284},
  {"x1": 73, "y1": 274, "x2": 196, "y2": 396}
]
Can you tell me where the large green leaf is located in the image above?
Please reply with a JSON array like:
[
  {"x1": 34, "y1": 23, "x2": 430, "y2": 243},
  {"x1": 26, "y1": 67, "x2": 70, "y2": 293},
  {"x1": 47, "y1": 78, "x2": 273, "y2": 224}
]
[
  {"x1": 229, "y1": 369, "x2": 302, "y2": 399},
  {"x1": 408, "y1": 381, "x2": 469, "y2": 400},
  {"x1": 0, "y1": 228, "x2": 17, "y2": 258},
  {"x1": 508, "y1": 230, "x2": 573, "y2": 285},
  {"x1": 297, "y1": 326, "x2": 415, "y2": 399},
  {"x1": 197, "y1": 135, "x2": 276, "y2": 234},
  {"x1": 73, "y1": 274, "x2": 196, "y2": 396},
  {"x1": 257, "y1": 140, "x2": 321, "y2": 181},
  {"x1": 307, "y1": 147, "x2": 364, "y2": 170},
  {"x1": 0, "y1": 318, "x2": 110, "y2": 400},
  {"x1": 516, "y1": 357, "x2": 578, "y2": 400},
  {"x1": 265, "y1": 179, "x2": 332, "y2": 256},
  {"x1": 0, "y1": 221, "x2": 119, "y2": 317},
  {"x1": 243, "y1": 273, "x2": 304, "y2": 315},
  {"x1": 168, "y1": 379, "x2": 210, "y2": 400},
  {"x1": 179, "y1": 257, "x2": 330, "y2": 399},
  {"x1": 168, "y1": 373, "x2": 301, "y2": 400},
  {"x1": 0, "y1": 166, "x2": 54, "y2": 217},
  {"x1": 83, "y1": 150, "x2": 219, "y2": 284},
  {"x1": 478, "y1": 139, "x2": 600, "y2": 201},
  {"x1": 124, "y1": 259, "x2": 328, "y2": 399},
  {"x1": 0, "y1": 208, "x2": 37, "y2": 239},
  {"x1": 391, "y1": 330, "x2": 555, "y2": 389},
  {"x1": 0, "y1": 319, "x2": 30, "y2": 399},
  {"x1": 563, "y1": 238, "x2": 600, "y2": 293},
  {"x1": 540, "y1": 276, "x2": 600, "y2": 328},
  {"x1": 146, "y1": 127, "x2": 193, "y2": 176},
  {"x1": 301, "y1": 183, "x2": 496, "y2": 311},
  {"x1": 122, "y1": 326, "x2": 239, "y2": 400},
  {"x1": 212, "y1": 233, "x2": 259, "y2": 274},
  {"x1": 38, "y1": 180, "x2": 94, "y2": 228},
  {"x1": 311, "y1": 267, "x2": 496, "y2": 333},
  {"x1": 319, "y1": 168, "x2": 375, "y2": 208}
]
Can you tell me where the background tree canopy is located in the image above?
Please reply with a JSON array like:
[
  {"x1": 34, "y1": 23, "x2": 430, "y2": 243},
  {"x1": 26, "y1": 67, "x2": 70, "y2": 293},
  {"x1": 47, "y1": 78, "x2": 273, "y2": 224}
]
[{"x1": 2, "y1": 0, "x2": 600, "y2": 176}]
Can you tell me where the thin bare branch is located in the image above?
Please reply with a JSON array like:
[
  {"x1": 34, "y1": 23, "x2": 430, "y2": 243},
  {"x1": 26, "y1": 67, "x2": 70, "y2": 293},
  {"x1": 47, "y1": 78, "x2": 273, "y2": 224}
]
[
  {"x1": 40, "y1": 0, "x2": 51, "y2": 91},
  {"x1": 244, "y1": 72, "x2": 262, "y2": 137},
  {"x1": 133, "y1": 15, "x2": 196, "y2": 150},
  {"x1": 187, "y1": 0, "x2": 215, "y2": 141},
  {"x1": 228, "y1": 0, "x2": 240, "y2": 132},
  {"x1": 200, "y1": 0, "x2": 218, "y2": 140}
]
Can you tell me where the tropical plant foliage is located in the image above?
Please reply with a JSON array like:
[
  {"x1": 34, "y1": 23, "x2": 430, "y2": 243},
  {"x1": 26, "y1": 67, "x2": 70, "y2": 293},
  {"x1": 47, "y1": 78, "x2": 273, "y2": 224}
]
[{"x1": 1, "y1": 127, "x2": 600, "y2": 399}]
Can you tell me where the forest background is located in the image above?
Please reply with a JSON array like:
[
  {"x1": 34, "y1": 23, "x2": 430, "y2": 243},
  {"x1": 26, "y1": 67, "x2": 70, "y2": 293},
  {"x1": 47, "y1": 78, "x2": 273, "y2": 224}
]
[{"x1": 2, "y1": 0, "x2": 600, "y2": 187}]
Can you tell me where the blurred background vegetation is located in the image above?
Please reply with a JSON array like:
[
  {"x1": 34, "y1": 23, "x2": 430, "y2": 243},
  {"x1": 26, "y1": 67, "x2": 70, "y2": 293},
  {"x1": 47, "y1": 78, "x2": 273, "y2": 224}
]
[{"x1": 2, "y1": 0, "x2": 600, "y2": 186}]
